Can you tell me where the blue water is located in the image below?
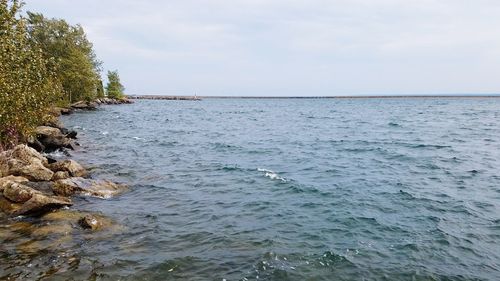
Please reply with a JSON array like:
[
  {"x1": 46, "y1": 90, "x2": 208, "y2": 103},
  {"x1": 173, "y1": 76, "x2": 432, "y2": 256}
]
[{"x1": 3, "y1": 98, "x2": 500, "y2": 280}]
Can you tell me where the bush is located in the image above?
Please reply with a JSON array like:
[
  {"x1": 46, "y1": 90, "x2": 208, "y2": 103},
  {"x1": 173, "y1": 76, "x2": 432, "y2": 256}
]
[{"x1": 0, "y1": 0, "x2": 62, "y2": 149}]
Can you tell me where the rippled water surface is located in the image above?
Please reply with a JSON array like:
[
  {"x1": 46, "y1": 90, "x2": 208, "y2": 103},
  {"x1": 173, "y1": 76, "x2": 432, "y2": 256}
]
[{"x1": 2, "y1": 98, "x2": 500, "y2": 280}]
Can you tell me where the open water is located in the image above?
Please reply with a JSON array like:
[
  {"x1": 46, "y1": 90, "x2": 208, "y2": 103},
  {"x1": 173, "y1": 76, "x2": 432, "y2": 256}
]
[{"x1": 2, "y1": 98, "x2": 500, "y2": 280}]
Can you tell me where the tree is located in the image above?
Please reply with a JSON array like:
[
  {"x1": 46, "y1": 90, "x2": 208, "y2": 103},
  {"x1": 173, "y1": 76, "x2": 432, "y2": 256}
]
[
  {"x1": 96, "y1": 79, "x2": 105, "y2": 98},
  {"x1": 106, "y1": 70, "x2": 125, "y2": 99},
  {"x1": 26, "y1": 12, "x2": 102, "y2": 103},
  {"x1": 0, "y1": 0, "x2": 61, "y2": 148}
]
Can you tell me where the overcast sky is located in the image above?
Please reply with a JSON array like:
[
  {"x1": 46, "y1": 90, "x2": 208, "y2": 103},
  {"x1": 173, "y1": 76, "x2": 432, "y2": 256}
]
[{"x1": 26, "y1": 0, "x2": 500, "y2": 96}]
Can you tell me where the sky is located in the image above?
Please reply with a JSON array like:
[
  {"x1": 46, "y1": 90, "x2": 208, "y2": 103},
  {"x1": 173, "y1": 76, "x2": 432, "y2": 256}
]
[{"x1": 26, "y1": 0, "x2": 500, "y2": 96}]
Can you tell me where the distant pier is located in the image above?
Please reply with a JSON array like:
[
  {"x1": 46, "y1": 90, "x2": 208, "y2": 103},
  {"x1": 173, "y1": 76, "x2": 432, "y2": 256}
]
[{"x1": 128, "y1": 95, "x2": 201, "y2": 101}]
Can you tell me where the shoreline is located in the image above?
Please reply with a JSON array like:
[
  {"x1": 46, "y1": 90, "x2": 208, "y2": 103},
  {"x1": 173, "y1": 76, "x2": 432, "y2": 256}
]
[
  {"x1": 128, "y1": 94, "x2": 500, "y2": 100},
  {"x1": 1, "y1": 98, "x2": 133, "y2": 222}
]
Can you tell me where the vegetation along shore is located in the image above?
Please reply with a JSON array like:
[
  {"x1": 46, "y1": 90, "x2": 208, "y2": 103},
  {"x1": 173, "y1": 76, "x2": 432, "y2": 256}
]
[{"x1": 0, "y1": 0, "x2": 133, "y2": 254}]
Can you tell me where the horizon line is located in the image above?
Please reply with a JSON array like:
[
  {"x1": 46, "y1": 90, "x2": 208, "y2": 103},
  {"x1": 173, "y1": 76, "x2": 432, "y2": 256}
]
[{"x1": 127, "y1": 94, "x2": 500, "y2": 99}]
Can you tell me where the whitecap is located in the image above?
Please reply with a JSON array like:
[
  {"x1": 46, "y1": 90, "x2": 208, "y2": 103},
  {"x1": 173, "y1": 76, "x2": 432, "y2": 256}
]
[
  {"x1": 42, "y1": 150, "x2": 66, "y2": 159},
  {"x1": 132, "y1": 137, "x2": 146, "y2": 141},
  {"x1": 102, "y1": 131, "x2": 109, "y2": 135},
  {"x1": 257, "y1": 168, "x2": 287, "y2": 182}
]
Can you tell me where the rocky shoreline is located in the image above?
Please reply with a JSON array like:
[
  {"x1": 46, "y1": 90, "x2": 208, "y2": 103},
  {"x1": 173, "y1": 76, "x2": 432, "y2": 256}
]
[{"x1": 1, "y1": 98, "x2": 133, "y2": 229}]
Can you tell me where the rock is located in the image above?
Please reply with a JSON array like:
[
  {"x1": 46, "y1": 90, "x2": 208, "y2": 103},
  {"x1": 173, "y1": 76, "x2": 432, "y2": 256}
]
[
  {"x1": 43, "y1": 209, "x2": 85, "y2": 222},
  {"x1": 36, "y1": 126, "x2": 61, "y2": 136},
  {"x1": 53, "y1": 107, "x2": 72, "y2": 115},
  {"x1": 10, "y1": 193, "x2": 72, "y2": 216},
  {"x1": 10, "y1": 144, "x2": 48, "y2": 166},
  {"x1": 53, "y1": 177, "x2": 127, "y2": 198},
  {"x1": 49, "y1": 160, "x2": 87, "y2": 177},
  {"x1": 0, "y1": 151, "x2": 9, "y2": 177},
  {"x1": 3, "y1": 181, "x2": 37, "y2": 203},
  {"x1": 60, "y1": 127, "x2": 77, "y2": 139},
  {"x1": 1, "y1": 192, "x2": 71, "y2": 217},
  {"x1": 79, "y1": 214, "x2": 103, "y2": 230},
  {"x1": 27, "y1": 136, "x2": 46, "y2": 152},
  {"x1": 43, "y1": 210, "x2": 118, "y2": 233},
  {"x1": 32, "y1": 223, "x2": 72, "y2": 237},
  {"x1": 2, "y1": 145, "x2": 53, "y2": 180},
  {"x1": 52, "y1": 171, "x2": 71, "y2": 181},
  {"x1": 8, "y1": 158, "x2": 54, "y2": 181},
  {"x1": 71, "y1": 101, "x2": 98, "y2": 110},
  {"x1": 0, "y1": 176, "x2": 29, "y2": 192},
  {"x1": 0, "y1": 195, "x2": 22, "y2": 214},
  {"x1": 24, "y1": 181, "x2": 54, "y2": 194},
  {"x1": 35, "y1": 126, "x2": 74, "y2": 152}
]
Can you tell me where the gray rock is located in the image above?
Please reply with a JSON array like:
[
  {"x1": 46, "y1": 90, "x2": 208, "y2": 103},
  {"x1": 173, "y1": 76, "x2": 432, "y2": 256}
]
[
  {"x1": 53, "y1": 177, "x2": 127, "y2": 198},
  {"x1": 3, "y1": 181, "x2": 37, "y2": 203},
  {"x1": 48, "y1": 160, "x2": 87, "y2": 177},
  {"x1": 8, "y1": 158, "x2": 54, "y2": 182},
  {"x1": 35, "y1": 126, "x2": 74, "y2": 152}
]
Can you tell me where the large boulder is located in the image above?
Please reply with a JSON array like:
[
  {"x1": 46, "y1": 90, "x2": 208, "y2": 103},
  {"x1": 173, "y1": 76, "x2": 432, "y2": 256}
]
[
  {"x1": 8, "y1": 158, "x2": 54, "y2": 181},
  {"x1": 1, "y1": 145, "x2": 53, "y2": 180},
  {"x1": 10, "y1": 144, "x2": 48, "y2": 166},
  {"x1": 0, "y1": 176, "x2": 29, "y2": 192},
  {"x1": 0, "y1": 188, "x2": 72, "y2": 216},
  {"x1": 3, "y1": 181, "x2": 37, "y2": 203},
  {"x1": 35, "y1": 126, "x2": 74, "y2": 151},
  {"x1": 48, "y1": 160, "x2": 87, "y2": 177},
  {"x1": 11, "y1": 193, "x2": 72, "y2": 216},
  {"x1": 53, "y1": 177, "x2": 127, "y2": 198}
]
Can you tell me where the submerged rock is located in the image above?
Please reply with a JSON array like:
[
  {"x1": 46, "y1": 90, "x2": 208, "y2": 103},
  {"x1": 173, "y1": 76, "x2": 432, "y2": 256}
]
[
  {"x1": 53, "y1": 177, "x2": 127, "y2": 198},
  {"x1": 43, "y1": 209, "x2": 118, "y2": 233},
  {"x1": 49, "y1": 160, "x2": 87, "y2": 178},
  {"x1": 0, "y1": 195, "x2": 22, "y2": 215},
  {"x1": 78, "y1": 214, "x2": 103, "y2": 230}
]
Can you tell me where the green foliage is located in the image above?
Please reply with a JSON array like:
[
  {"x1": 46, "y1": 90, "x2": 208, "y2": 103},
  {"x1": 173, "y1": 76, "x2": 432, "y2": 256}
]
[
  {"x1": 0, "y1": 0, "x2": 125, "y2": 149},
  {"x1": 106, "y1": 70, "x2": 125, "y2": 99},
  {"x1": 27, "y1": 12, "x2": 102, "y2": 103},
  {"x1": 0, "y1": 0, "x2": 62, "y2": 149}
]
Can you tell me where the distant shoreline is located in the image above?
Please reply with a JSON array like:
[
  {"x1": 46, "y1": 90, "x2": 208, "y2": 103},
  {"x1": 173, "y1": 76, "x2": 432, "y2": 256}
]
[{"x1": 128, "y1": 94, "x2": 500, "y2": 100}]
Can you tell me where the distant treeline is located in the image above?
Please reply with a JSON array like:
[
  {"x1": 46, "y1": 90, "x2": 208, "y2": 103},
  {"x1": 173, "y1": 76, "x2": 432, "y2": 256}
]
[{"x1": 0, "y1": 0, "x2": 124, "y2": 148}]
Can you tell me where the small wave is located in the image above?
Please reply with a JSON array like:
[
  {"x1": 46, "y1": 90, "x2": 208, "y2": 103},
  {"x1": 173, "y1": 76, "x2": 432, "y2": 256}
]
[
  {"x1": 102, "y1": 131, "x2": 109, "y2": 135},
  {"x1": 132, "y1": 137, "x2": 146, "y2": 141},
  {"x1": 411, "y1": 144, "x2": 451, "y2": 149},
  {"x1": 42, "y1": 150, "x2": 69, "y2": 159},
  {"x1": 388, "y1": 122, "x2": 401, "y2": 127},
  {"x1": 257, "y1": 168, "x2": 287, "y2": 182}
]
